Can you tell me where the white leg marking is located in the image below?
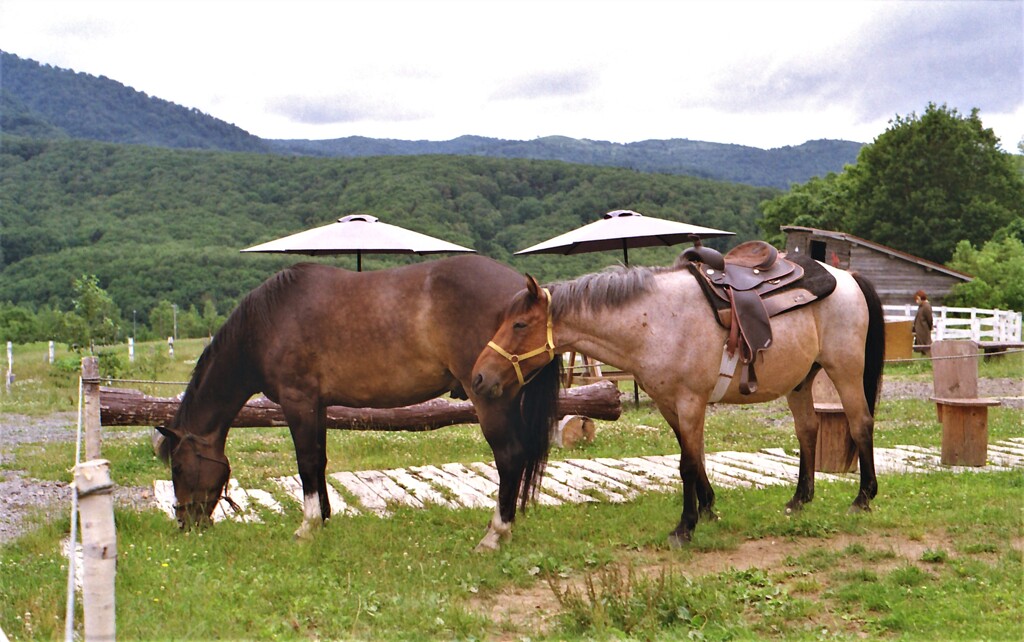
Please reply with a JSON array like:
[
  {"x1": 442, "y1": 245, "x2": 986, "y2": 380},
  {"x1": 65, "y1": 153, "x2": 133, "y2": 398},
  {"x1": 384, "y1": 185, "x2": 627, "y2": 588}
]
[
  {"x1": 474, "y1": 506, "x2": 512, "y2": 552},
  {"x1": 293, "y1": 492, "x2": 323, "y2": 540}
]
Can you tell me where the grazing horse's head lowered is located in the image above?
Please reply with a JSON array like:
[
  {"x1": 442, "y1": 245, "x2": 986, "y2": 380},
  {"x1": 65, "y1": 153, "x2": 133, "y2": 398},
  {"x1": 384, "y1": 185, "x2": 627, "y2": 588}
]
[{"x1": 157, "y1": 425, "x2": 231, "y2": 529}]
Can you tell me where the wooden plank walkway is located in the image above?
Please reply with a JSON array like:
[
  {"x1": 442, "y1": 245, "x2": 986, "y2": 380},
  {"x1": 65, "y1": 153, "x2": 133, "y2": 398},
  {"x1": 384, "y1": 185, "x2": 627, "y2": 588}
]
[{"x1": 153, "y1": 439, "x2": 1024, "y2": 523}]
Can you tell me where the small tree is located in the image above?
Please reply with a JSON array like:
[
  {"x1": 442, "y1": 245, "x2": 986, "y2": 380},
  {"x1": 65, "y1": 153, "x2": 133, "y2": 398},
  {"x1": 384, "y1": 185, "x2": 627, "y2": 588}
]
[
  {"x1": 69, "y1": 274, "x2": 120, "y2": 352},
  {"x1": 945, "y1": 235, "x2": 1024, "y2": 312},
  {"x1": 200, "y1": 299, "x2": 225, "y2": 337},
  {"x1": 149, "y1": 300, "x2": 176, "y2": 339},
  {"x1": 759, "y1": 172, "x2": 852, "y2": 245},
  {"x1": 0, "y1": 303, "x2": 39, "y2": 343}
]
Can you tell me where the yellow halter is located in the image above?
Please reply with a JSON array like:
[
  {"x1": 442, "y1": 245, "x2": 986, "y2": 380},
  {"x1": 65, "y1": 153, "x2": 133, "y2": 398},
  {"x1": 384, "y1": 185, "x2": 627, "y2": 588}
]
[{"x1": 486, "y1": 288, "x2": 555, "y2": 386}]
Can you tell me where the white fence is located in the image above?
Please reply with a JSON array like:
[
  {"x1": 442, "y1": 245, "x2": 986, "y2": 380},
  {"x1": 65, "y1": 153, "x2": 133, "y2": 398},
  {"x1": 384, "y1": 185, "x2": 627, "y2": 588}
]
[{"x1": 883, "y1": 305, "x2": 1023, "y2": 344}]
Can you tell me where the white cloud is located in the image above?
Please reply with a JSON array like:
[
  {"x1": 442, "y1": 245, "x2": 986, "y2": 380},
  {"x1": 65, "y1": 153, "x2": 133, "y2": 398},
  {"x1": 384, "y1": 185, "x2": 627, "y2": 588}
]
[{"x1": 1, "y1": 0, "x2": 1020, "y2": 149}]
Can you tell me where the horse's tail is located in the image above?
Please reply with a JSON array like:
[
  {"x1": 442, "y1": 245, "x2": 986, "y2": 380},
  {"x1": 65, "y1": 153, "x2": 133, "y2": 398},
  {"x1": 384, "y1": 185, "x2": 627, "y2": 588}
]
[
  {"x1": 852, "y1": 272, "x2": 885, "y2": 416},
  {"x1": 515, "y1": 358, "x2": 563, "y2": 512}
]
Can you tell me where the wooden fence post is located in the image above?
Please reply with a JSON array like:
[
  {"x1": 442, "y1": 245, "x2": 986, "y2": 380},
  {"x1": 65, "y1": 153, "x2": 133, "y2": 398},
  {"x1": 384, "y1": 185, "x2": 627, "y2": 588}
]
[
  {"x1": 82, "y1": 357, "x2": 102, "y2": 461},
  {"x1": 6, "y1": 340, "x2": 13, "y2": 393},
  {"x1": 74, "y1": 459, "x2": 117, "y2": 641}
]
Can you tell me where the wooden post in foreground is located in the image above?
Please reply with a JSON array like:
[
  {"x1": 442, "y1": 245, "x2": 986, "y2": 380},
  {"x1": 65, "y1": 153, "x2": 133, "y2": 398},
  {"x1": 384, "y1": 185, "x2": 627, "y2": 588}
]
[
  {"x1": 82, "y1": 357, "x2": 102, "y2": 460},
  {"x1": 74, "y1": 459, "x2": 117, "y2": 642}
]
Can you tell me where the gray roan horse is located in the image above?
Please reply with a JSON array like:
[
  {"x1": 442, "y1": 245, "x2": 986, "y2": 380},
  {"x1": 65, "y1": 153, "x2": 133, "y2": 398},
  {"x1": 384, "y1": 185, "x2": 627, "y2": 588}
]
[
  {"x1": 472, "y1": 257, "x2": 885, "y2": 545},
  {"x1": 157, "y1": 255, "x2": 561, "y2": 551}
]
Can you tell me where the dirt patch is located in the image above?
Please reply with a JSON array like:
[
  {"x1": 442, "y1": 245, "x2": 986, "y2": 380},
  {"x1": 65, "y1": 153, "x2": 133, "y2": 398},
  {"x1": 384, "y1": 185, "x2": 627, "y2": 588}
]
[{"x1": 468, "y1": 531, "x2": 1024, "y2": 639}]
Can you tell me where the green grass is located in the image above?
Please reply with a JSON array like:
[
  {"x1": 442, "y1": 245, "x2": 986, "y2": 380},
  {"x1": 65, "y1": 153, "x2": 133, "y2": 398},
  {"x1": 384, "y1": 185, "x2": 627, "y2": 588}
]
[
  {"x1": 5, "y1": 473, "x2": 1020, "y2": 640},
  {"x1": 1, "y1": 340, "x2": 1022, "y2": 639}
]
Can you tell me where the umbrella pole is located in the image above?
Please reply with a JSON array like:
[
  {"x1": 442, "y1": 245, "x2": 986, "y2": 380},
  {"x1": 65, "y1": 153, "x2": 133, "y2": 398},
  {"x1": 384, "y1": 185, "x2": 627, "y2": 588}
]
[
  {"x1": 618, "y1": 241, "x2": 640, "y2": 406},
  {"x1": 357, "y1": 251, "x2": 362, "y2": 272}
]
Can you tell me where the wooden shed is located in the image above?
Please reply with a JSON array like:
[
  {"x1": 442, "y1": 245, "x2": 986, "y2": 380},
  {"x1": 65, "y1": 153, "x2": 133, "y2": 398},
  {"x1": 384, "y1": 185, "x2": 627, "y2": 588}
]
[{"x1": 781, "y1": 226, "x2": 972, "y2": 306}]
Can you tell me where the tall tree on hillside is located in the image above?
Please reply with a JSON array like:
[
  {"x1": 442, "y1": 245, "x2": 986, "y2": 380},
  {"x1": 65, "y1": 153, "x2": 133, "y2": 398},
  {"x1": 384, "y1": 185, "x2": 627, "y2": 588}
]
[{"x1": 844, "y1": 104, "x2": 1023, "y2": 263}]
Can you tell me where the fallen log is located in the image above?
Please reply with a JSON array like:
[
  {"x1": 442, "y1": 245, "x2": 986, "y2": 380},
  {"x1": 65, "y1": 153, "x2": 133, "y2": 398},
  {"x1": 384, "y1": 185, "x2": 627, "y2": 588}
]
[{"x1": 100, "y1": 380, "x2": 622, "y2": 430}]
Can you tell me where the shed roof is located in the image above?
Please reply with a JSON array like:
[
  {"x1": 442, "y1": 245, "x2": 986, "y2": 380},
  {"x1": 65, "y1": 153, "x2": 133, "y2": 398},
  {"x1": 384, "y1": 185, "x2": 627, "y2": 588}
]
[{"x1": 781, "y1": 226, "x2": 973, "y2": 282}]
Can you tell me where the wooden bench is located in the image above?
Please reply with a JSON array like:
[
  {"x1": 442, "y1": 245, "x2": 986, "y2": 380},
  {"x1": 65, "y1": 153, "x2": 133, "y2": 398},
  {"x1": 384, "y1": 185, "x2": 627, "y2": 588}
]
[
  {"x1": 930, "y1": 340, "x2": 1000, "y2": 467},
  {"x1": 978, "y1": 341, "x2": 1024, "y2": 356},
  {"x1": 812, "y1": 371, "x2": 858, "y2": 473},
  {"x1": 564, "y1": 352, "x2": 639, "y2": 405}
]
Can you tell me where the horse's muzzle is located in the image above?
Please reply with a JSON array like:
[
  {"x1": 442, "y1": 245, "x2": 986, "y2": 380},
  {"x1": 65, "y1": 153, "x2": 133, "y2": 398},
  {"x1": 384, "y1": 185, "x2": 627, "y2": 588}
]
[
  {"x1": 472, "y1": 372, "x2": 503, "y2": 399},
  {"x1": 175, "y1": 501, "x2": 216, "y2": 531}
]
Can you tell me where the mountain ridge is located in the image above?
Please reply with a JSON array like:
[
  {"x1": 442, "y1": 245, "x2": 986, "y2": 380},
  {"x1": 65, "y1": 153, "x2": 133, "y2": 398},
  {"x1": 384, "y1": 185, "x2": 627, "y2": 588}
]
[{"x1": 1, "y1": 51, "x2": 862, "y2": 189}]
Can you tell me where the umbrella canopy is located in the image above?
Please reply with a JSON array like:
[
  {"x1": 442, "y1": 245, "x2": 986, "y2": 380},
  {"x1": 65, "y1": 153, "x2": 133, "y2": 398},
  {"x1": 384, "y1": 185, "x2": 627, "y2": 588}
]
[
  {"x1": 241, "y1": 214, "x2": 475, "y2": 270},
  {"x1": 515, "y1": 209, "x2": 734, "y2": 265}
]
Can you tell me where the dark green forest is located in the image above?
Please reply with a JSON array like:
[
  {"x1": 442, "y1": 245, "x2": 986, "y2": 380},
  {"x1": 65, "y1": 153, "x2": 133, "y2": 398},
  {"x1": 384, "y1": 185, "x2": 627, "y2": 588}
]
[
  {"x1": 0, "y1": 51, "x2": 267, "y2": 152},
  {"x1": 0, "y1": 135, "x2": 775, "y2": 331}
]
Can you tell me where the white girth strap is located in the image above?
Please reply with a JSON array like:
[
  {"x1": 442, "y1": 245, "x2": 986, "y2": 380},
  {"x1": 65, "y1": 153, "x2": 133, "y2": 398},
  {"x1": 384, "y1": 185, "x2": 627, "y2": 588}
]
[{"x1": 710, "y1": 344, "x2": 740, "y2": 403}]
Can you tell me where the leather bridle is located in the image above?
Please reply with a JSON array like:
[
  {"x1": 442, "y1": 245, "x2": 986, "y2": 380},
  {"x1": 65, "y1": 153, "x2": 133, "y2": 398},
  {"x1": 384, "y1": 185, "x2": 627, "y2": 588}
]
[
  {"x1": 171, "y1": 432, "x2": 238, "y2": 518},
  {"x1": 485, "y1": 287, "x2": 556, "y2": 386}
]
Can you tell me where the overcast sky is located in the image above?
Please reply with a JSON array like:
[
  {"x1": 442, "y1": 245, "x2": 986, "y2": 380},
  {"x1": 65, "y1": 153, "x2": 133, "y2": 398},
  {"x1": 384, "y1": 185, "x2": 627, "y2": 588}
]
[{"x1": 2, "y1": 0, "x2": 1021, "y2": 151}]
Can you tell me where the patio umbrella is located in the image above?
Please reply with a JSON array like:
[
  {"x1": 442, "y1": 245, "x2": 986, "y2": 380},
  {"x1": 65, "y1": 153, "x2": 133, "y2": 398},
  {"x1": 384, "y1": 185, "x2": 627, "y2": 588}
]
[
  {"x1": 241, "y1": 214, "x2": 475, "y2": 270},
  {"x1": 515, "y1": 209, "x2": 734, "y2": 265}
]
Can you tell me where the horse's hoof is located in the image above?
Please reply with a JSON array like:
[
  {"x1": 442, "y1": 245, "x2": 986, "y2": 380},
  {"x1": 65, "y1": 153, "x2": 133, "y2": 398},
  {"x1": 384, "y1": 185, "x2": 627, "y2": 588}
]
[
  {"x1": 848, "y1": 503, "x2": 872, "y2": 514},
  {"x1": 293, "y1": 520, "x2": 321, "y2": 541},
  {"x1": 667, "y1": 531, "x2": 691, "y2": 549},
  {"x1": 700, "y1": 509, "x2": 720, "y2": 522},
  {"x1": 785, "y1": 501, "x2": 804, "y2": 514},
  {"x1": 473, "y1": 534, "x2": 501, "y2": 553}
]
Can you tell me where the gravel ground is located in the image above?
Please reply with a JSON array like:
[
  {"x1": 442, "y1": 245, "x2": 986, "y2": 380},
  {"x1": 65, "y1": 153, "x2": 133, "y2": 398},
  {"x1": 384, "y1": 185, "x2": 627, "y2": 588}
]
[
  {"x1": 1, "y1": 413, "x2": 158, "y2": 545},
  {"x1": 2, "y1": 379, "x2": 1021, "y2": 545}
]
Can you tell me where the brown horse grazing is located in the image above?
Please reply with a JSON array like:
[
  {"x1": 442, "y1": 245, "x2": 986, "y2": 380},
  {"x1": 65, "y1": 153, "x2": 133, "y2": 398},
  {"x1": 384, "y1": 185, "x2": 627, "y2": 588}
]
[
  {"x1": 156, "y1": 255, "x2": 561, "y2": 551},
  {"x1": 472, "y1": 260, "x2": 885, "y2": 545}
]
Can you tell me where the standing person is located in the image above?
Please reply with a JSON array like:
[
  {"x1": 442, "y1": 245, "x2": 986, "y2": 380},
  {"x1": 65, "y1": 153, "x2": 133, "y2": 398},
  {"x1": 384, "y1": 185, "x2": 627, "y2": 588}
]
[{"x1": 913, "y1": 290, "x2": 933, "y2": 353}]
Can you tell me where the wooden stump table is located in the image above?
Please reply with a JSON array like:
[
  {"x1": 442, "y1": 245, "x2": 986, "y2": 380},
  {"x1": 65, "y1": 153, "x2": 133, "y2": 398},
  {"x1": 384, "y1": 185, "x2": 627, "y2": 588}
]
[
  {"x1": 813, "y1": 403, "x2": 858, "y2": 473},
  {"x1": 930, "y1": 396, "x2": 1001, "y2": 466},
  {"x1": 812, "y1": 372, "x2": 857, "y2": 473}
]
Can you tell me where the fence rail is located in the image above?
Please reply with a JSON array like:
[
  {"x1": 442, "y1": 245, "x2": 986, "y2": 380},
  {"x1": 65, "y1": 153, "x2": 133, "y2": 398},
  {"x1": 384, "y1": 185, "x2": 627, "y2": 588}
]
[{"x1": 883, "y1": 305, "x2": 1023, "y2": 344}]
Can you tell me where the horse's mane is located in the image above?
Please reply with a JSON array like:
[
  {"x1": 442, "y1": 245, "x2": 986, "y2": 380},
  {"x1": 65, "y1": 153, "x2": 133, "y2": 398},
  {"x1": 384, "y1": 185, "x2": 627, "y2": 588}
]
[
  {"x1": 169, "y1": 265, "x2": 306, "y2": 431},
  {"x1": 547, "y1": 264, "x2": 673, "y2": 320}
]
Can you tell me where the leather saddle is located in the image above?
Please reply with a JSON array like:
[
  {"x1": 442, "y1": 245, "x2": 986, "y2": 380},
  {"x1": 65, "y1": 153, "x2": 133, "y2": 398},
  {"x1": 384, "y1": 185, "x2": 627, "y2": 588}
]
[{"x1": 681, "y1": 241, "x2": 835, "y2": 395}]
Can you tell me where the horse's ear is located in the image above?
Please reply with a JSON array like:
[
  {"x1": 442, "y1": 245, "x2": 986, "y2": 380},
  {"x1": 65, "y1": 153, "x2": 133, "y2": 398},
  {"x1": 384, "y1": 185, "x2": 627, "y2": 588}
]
[
  {"x1": 154, "y1": 426, "x2": 174, "y2": 463},
  {"x1": 524, "y1": 274, "x2": 542, "y2": 299}
]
